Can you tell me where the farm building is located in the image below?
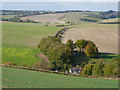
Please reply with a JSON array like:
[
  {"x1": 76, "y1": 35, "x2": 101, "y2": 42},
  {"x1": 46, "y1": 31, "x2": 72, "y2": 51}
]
[{"x1": 69, "y1": 67, "x2": 82, "y2": 74}]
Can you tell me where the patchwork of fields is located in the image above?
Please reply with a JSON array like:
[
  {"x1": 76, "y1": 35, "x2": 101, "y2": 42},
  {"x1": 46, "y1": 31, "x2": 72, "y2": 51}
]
[{"x1": 2, "y1": 12, "x2": 119, "y2": 88}]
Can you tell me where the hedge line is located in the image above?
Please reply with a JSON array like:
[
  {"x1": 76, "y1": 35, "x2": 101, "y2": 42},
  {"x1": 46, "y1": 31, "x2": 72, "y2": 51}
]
[{"x1": 1, "y1": 64, "x2": 119, "y2": 80}]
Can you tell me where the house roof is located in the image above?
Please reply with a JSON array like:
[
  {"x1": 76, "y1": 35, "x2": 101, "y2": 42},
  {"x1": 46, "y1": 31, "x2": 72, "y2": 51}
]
[{"x1": 70, "y1": 67, "x2": 82, "y2": 73}]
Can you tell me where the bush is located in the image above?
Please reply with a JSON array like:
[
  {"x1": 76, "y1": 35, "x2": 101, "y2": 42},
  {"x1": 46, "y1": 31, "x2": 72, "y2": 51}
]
[
  {"x1": 92, "y1": 59, "x2": 104, "y2": 76},
  {"x1": 81, "y1": 64, "x2": 94, "y2": 76},
  {"x1": 112, "y1": 67, "x2": 120, "y2": 77},
  {"x1": 35, "y1": 60, "x2": 51, "y2": 70},
  {"x1": 103, "y1": 58, "x2": 119, "y2": 77},
  {"x1": 80, "y1": 62, "x2": 88, "y2": 68}
]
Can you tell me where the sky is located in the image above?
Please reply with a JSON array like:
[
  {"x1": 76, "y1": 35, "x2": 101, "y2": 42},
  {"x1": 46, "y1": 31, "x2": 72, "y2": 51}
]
[
  {"x1": 1, "y1": 0, "x2": 120, "y2": 2},
  {"x1": 1, "y1": 0, "x2": 118, "y2": 11}
]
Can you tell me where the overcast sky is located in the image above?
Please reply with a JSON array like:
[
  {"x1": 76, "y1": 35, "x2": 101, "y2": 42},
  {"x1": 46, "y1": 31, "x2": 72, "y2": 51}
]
[{"x1": 1, "y1": 0, "x2": 119, "y2": 2}]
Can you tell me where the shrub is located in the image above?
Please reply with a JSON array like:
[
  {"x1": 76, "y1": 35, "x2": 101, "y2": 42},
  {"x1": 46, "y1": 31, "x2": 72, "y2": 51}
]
[
  {"x1": 35, "y1": 60, "x2": 51, "y2": 70},
  {"x1": 103, "y1": 58, "x2": 119, "y2": 77},
  {"x1": 81, "y1": 64, "x2": 94, "y2": 76},
  {"x1": 112, "y1": 67, "x2": 120, "y2": 77},
  {"x1": 92, "y1": 59, "x2": 104, "y2": 76},
  {"x1": 80, "y1": 62, "x2": 88, "y2": 68}
]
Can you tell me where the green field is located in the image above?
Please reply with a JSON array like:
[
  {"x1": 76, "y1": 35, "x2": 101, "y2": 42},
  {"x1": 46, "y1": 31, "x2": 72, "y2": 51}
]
[
  {"x1": 2, "y1": 22, "x2": 62, "y2": 48},
  {"x1": 2, "y1": 22, "x2": 63, "y2": 66},
  {"x1": 2, "y1": 48, "x2": 41, "y2": 67},
  {"x1": 2, "y1": 67, "x2": 118, "y2": 88}
]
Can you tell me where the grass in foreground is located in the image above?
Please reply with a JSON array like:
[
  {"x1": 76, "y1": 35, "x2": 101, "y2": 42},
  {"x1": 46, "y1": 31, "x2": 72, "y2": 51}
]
[{"x1": 2, "y1": 67, "x2": 118, "y2": 88}]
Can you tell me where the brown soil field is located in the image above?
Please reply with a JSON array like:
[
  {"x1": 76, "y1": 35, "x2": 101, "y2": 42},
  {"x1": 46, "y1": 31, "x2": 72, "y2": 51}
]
[
  {"x1": 62, "y1": 24, "x2": 118, "y2": 54},
  {"x1": 20, "y1": 13, "x2": 65, "y2": 23}
]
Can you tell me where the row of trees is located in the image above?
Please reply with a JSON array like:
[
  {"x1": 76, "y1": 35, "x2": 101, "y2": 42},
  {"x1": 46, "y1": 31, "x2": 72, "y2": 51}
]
[
  {"x1": 80, "y1": 18, "x2": 98, "y2": 22},
  {"x1": 81, "y1": 58, "x2": 119, "y2": 77},
  {"x1": 101, "y1": 22, "x2": 120, "y2": 24},
  {"x1": 2, "y1": 17, "x2": 37, "y2": 23}
]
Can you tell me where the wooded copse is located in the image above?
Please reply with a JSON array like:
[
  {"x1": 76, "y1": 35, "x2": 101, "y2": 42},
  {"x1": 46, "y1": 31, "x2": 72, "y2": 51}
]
[
  {"x1": 38, "y1": 36, "x2": 99, "y2": 71},
  {"x1": 1, "y1": 17, "x2": 37, "y2": 23}
]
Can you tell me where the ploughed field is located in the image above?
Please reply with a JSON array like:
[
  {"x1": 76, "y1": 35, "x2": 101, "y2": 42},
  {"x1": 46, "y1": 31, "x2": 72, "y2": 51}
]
[
  {"x1": 20, "y1": 13, "x2": 65, "y2": 23},
  {"x1": 62, "y1": 24, "x2": 118, "y2": 54},
  {"x1": 2, "y1": 67, "x2": 118, "y2": 88}
]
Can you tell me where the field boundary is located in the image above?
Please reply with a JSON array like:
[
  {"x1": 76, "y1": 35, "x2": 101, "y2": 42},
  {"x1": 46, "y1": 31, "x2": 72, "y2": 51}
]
[
  {"x1": 55, "y1": 27, "x2": 76, "y2": 40},
  {"x1": 1, "y1": 64, "x2": 119, "y2": 80}
]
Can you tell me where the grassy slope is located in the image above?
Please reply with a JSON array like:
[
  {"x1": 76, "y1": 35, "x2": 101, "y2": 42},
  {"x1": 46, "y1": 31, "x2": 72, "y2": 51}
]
[
  {"x1": 2, "y1": 48, "x2": 40, "y2": 67},
  {"x1": 60, "y1": 12, "x2": 119, "y2": 25},
  {"x1": 2, "y1": 22, "x2": 62, "y2": 48},
  {"x1": 2, "y1": 22, "x2": 63, "y2": 66},
  {"x1": 60, "y1": 12, "x2": 100, "y2": 24},
  {"x1": 3, "y1": 67, "x2": 118, "y2": 88}
]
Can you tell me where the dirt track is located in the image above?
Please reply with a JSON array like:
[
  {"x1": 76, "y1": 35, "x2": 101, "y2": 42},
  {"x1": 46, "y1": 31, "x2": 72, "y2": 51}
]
[
  {"x1": 20, "y1": 13, "x2": 65, "y2": 23},
  {"x1": 62, "y1": 27, "x2": 118, "y2": 54}
]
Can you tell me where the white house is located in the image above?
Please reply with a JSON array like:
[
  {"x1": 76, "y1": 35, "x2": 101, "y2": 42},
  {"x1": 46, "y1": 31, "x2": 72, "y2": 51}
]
[{"x1": 69, "y1": 67, "x2": 82, "y2": 74}]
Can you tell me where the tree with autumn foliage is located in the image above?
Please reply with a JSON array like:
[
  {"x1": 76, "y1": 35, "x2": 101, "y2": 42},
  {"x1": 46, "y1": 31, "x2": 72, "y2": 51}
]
[
  {"x1": 84, "y1": 41, "x2": 99, "y2": 58},
  {"x1": 75, "y1": 40, "x2": 88, "y2": 52}
]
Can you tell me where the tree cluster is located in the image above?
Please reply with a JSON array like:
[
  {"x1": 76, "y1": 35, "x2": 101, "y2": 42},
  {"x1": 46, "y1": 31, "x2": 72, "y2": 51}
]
[
  {"x1": 38, "y1": 37, "x2": 99, "y2": 71},
  {"x1": 80, "y1": 18, "x2": 98, "y2": 22},
  {"x1": 38, "y1": 36, "x2": 72, "y2": 71},
  {"x1": 2, "y1": 17, "x2": 37, "y2": 23},
  {"x1": 81, "y1": 58, "x2": 119, "y2": 78},
  {"x1": 75, "y1": 40, "x2": 99, "y2": 58}
]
